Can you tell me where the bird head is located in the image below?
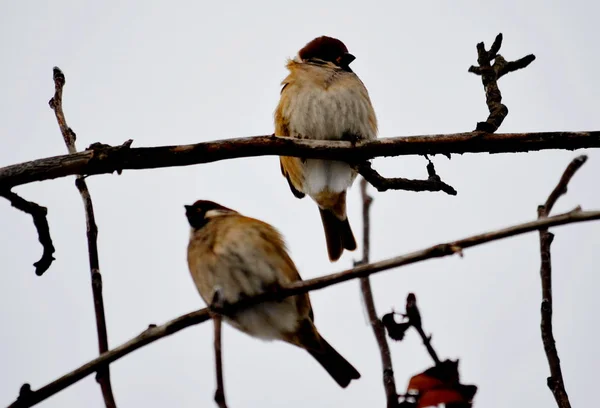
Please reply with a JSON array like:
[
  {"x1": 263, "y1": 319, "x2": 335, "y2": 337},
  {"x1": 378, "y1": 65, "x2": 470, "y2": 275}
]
[
  {"x1": 185, "y1": 200, "x2": 236, "y2": 229},
  {"x1": 298, "y1": 36, "x2": 355, "y2": 71}
]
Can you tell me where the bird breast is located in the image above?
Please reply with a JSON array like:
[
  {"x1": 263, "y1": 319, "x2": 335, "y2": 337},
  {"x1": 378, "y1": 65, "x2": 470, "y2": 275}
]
[
  {"x1": 282, "y1": 69, "x2": 376, "y2": 142},
  {"x1": 187, "y1": 221, "x2": 302, "y2": 340},
  {"x1": 279, "y1": 63, "x2": 377, "y2": 196}
]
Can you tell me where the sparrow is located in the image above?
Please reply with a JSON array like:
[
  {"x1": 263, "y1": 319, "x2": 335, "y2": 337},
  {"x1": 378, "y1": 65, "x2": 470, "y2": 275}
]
[
  {"x1": 275, "y1": 36, "x2": 378, "y2": 261},
  {"x1": 185, "y1": 200, "x2": 361, "y2": 388}
]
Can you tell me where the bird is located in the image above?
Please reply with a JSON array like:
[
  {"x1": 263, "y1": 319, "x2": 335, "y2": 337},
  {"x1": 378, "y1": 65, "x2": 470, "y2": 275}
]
[
  {"x1": 275, "y1": 36, "x2": 378, "y2": 262},
  {"x1": 185, "y1": 199, "x2": 361, "y2": 388}
]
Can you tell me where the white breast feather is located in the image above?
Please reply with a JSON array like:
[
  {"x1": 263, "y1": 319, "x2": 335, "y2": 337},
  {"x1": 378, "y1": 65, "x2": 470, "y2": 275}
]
[
  {"x1": 210, "y1": 235, "x2": 300, "y2": 340},
  {"x1": 284, "y1": 71, "x2": 376, "y2": 196}
]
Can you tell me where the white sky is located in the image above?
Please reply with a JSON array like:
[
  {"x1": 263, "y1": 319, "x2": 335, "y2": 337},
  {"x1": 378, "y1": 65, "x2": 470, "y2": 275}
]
[{"x1": 1, "y1": 1, "x2": 599, "y2": 407}]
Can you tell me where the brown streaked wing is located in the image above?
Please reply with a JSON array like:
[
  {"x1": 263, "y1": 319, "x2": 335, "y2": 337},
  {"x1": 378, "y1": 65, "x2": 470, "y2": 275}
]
[
  {"x1": 280, "y1": 156, "x2": 305, "y2": 198},
  {"x1": 276, "y1": 77, "x2": 306, "y2": 198},
  {"x1": 211, "y1": 215, "x2": 314, "y2": 320}
]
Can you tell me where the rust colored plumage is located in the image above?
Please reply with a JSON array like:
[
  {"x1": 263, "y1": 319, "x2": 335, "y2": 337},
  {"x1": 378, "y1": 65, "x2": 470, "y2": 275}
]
[
  {"x1": 275, "y1": 36, "x2": 378, "y2": 261},
  {"x1": 185, "y1": 200, "x2": 360, "y2": 387}
]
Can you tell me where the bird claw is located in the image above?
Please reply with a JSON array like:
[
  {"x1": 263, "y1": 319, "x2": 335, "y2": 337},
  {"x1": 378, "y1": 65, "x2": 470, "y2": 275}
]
[
  {"x1": 342, "y1": 132, "x2": 360, "y2": 147},
  {"x1": 209, "y1": 288, "x2": 229, "y2": 315},
  {"x1": 263, "y1": 282, "x2": 284, "y2": 302}
]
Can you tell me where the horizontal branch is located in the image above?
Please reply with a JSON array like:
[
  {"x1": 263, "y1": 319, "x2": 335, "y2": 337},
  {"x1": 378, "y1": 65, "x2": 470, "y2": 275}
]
[
  {"x1": 9, "y1": 207, "x2": 600, "y2": 407},
  {"x1": 1, "y1": 131, "x2": 599, "y2": 189}
]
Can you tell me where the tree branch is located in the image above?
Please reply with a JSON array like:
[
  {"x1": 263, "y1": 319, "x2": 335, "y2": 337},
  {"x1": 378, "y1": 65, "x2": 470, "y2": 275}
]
[
  {"x1": 356, "y1": 179, "x2": 399, "y2": 407},
  {"x1": 0, "y1": 131, "x2": 598, "y2": 190},
  {"x1": 381, "y1": 293, "x2": 443, "y2": 367},
  {"x1": 0, "y1": 190, "x2": 55, "y2": 275},
  {"x1": 48, "y1": 67, "x2": 117, "y2": 408},
  {"x1": 355, "y1": 161, "x2": 457, "y2": 195},
  {"x1": 536, "y1": 156, "x2": 585, "y2": 408},
  {"x1": 468, "y1": 33, "x2": 536, "y2": 132},
  {"x1": 405, "y1": 293, "x2": 441, "y2": 366},
  {"x1": 212, "y1": 315, "x2": 227, "y2": 408},
  {"x1": 8, "y1": 207, "x2": 600, "y2": 407},
  {"x1": 543, "y1": 155, "x2": 587, "y2": 215}
]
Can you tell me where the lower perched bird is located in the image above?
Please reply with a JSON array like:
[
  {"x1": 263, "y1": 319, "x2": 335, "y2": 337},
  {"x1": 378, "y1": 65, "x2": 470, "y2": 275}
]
[
  {"x1": 185, "y1": 200, "x2": 360, "y2": 388},
  {"x1": 276, "y1": 36, "x2": 378, "y2": 261}
]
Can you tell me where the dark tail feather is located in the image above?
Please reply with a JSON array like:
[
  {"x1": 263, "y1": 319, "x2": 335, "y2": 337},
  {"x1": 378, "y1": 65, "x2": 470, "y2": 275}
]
[
  {"x1": 307, "y1": 335, "x2": 361, "y2": 388},
  {"x1": 319, "y1": 208, "x2": 357, "y2": 262}
]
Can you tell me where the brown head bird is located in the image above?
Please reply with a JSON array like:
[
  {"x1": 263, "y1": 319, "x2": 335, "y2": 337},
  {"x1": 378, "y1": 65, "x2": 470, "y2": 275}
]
[
  {"x1": 275, "y1": 36, "x2": 378, "y2": 261},
  {"x1": 185, "y1": 200, "x2": 361, "y2": 387}
]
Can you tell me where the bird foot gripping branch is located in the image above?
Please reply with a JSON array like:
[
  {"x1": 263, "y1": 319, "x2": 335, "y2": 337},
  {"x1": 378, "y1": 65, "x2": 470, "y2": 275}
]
[{"x1": 85, "y1": 139, "x2": 134, "y2": 175}]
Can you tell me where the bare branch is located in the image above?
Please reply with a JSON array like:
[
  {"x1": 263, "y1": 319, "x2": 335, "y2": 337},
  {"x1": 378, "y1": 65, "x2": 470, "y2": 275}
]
[
  {"x1": 209, "y1": 291, "x2": 228, "y2": 408},
  {"x1": 356, "y1": 179, "x2": 399, "y2": 407},
  {"x1": 0, "y1": 190, "x2": 55, "y2": 275},
  {"x1": 49, "y1": 67, "x2": 117, "y2": 408},
  {"x1": 469, "y1": 33, "x2": 536, "y2": 132},
  {"x1": 358, "y1": 179, "x2": 373, "y2": 263},
  {"x1": 9, "y1": 207, "x2": 600, "y2": 407},
  {"x1": 213, "y1": 316, "x2": 227, "y2": 408},
  {"x1": 543, "y1": 155, "x2": 588, "y2": 215},
  {"x1": 536, "y1": 156, "x2": 586, "y2": 408},
  {"x1": 356, "y1": 161, "x2": 457, "y2": 195},
  {"x1": 381, "y1": 293, "x2": 442, "y2": 367},
  {"x1": 1, "y1": 131, "x2": 599, "y2": 190},
  {"x1": 405, "y1": 294, "x2": 440, "y2": 366}
]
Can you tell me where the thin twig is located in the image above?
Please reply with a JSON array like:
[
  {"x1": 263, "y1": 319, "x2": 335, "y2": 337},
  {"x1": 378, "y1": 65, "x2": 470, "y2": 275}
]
[
  {"x1": 48, "y1": 66, "x2": 117, "y2": 408},
  {"x1": 213, "y1": 315, "x2": 227, "y2": 408},
  {"x1": 1, "y1": 131, "x2": 599, "y2": 190},
  {"x1": 8, "y1": 207, "x2": 600, "y2": 408},
  {"x1": 543, "y1": 155, "x2": 588, "y2": 215},
  {"x1": 356, "y1": 179, "x2": 398, "y2": 407},
  {"x1": 0, "y1": 190, "x2": 55, "y2": 275},
  {"x1": 536, "y1": 156, "x2": 586, "y2": 408},
  {"x1": 355, "y1": 162, "x2": 457, "y2": 196},
  {"x1": 405, "y1": 294, "x2": 441, "y2": 366},
  {"x1": 468, "y1": 33, "x2": 536, "y2": 132}
]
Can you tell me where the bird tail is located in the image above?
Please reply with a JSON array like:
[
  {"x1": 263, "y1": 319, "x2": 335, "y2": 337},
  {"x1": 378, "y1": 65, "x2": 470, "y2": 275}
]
[
  {"x1": 307, "y1": 333, "x2": 361, "y2": 388},
  {"x1": 319, "y1": 208, "x2": 357, "y2": 262},
  {"x1": 292, "y1": 320, "x2": 360, "y2": 388}
]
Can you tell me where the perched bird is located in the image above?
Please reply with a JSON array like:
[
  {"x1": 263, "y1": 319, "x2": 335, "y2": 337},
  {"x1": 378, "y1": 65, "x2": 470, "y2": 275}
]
[
  {"x1": 185, "y1": 200, "x2": 361, "y2": 388},
  {"x1": 275, "y1": 36, "x2": 378, "y2": 261}
]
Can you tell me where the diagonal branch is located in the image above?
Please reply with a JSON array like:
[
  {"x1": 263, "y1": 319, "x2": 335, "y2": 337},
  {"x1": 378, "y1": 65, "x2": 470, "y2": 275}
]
[
  {"x1": 356, "y1": 179, "x2": 399, "y2": 407},
  {"x1": 0, "y1": 131, "x2": 599, "y2": 190},
  {"x1": 8, "y1": 207, "x2": 600, "y2": 408},
  {"x1": 48, "y1": 67, "x2": 117, "y2": 408},
  {"x1": 382, "y1": 293, "x2": 442, "y2": 366},
  {"x1": 469, "y1": 33, "x2": 536, "y2": 132},
  {"x1": 543, "y1": 155, "x2": 587, "y2": 215},
  {"x1": 0, "y1": 190, "x2": 55, "y2": 275},
  {"x1": 536, "y1": 156, "x2": 586, "y2": 408},
  {"x1": 405, "y1": 293, "x2": 441, "y2": 366}
]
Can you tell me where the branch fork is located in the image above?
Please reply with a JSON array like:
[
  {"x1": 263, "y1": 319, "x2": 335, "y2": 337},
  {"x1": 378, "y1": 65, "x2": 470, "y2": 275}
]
[{"x1": 469, "y1": 33, "x2": 536, "y2": 132}]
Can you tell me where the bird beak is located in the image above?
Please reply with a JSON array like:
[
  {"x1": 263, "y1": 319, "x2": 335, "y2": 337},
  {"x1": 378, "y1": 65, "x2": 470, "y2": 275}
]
[{"x1": 340, "y1": 52, "x2": 356, "y2": 66}]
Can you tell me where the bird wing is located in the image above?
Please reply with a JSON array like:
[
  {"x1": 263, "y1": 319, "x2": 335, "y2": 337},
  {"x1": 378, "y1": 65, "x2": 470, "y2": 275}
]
[
  {"x1": 276, "y1": 74, "x2": 306, "y2": 199},
  {"x1": 211, "y1": 215, "x2": 313, "y2": 320}
]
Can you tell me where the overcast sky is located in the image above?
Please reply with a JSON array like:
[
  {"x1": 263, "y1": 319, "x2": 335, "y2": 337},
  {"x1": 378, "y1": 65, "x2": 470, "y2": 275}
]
[{"x1": 1, "y1": 1, "x2": 599, "y2": 407}]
